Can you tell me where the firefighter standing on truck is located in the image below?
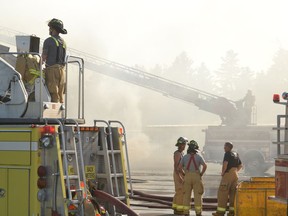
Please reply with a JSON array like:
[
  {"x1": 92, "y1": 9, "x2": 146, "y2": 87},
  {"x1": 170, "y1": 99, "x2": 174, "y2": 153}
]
[
  {"x1": 42, "y1": 18, "x2": 67, "y2": 103},
  {"x1": 15, "y1": 53, "x2": 41, "y2": 101},
  {"x1": 212, "y1": 142, "x2": 242, "y2": 216},
  {"x1": 172, "y1": 136, "x2": 188, "y2": 215},
  {"x1": 180, "y1": 140, "x2": 207, "y2": 216}
]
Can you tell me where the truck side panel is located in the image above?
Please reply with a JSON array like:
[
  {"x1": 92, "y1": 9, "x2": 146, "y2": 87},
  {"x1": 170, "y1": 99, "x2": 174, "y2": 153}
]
[
  {"x1": 8, "y1": 169, "x2": 29, "y2": 215},
  {"x1": 0, "y1": 128, "x2": 41, "y2": 216},
  {"x1": 0, "y1": 169, "x2": 8, "y2": 216}
]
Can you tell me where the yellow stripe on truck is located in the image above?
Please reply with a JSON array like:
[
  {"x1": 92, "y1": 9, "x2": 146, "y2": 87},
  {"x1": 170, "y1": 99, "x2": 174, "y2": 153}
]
[{"x1": 0, "y1": 129, "x2": 41, "y2": 165}]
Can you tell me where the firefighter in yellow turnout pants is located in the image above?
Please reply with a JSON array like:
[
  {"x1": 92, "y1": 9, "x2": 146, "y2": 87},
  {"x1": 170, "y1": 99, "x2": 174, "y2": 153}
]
[
  {"x1": 180, "y1": 140, "x2": 207, "y2": 216},
  {"x1": 212, "y1": 142, "x2": 242, "y2": 216},
  {"x1": 172, "y1": 137, "x2": 188, "y2": 215},
  {"x1": 42, "y1": 18, "x2": 67, "y2": 103},
  {"x1": 15, "y1": 54, "x2": 43, "y2": 101}
]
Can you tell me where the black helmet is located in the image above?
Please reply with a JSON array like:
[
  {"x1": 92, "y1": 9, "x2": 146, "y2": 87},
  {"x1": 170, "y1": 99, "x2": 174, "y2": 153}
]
[
  {"x1": 48, "y1": 18, "x2": 67, "y2": 34},
  {"x1": 187, "y1": 140, "x2": 199, "y2": 153},
  {"x1": 175, "y1": 137, "x2": 188, "y2": 146}
]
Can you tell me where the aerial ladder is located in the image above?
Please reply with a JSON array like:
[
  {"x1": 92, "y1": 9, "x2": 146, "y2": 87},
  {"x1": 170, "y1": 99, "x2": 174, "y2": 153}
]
[
  {"x1": 69, "y1": 51, "x2": 255, "y2": 127},
  {"x1": 0, "y1": 26, "x2": 254, "y2": 127}
]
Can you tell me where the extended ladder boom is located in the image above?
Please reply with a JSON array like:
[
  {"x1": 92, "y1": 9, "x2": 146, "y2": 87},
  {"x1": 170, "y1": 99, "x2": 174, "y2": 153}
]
[
  {"x1": 82, "y1": 54, "x2": 240, "y2": 125},
  {"x1": 0, "y1": 27, "x2": 253, "y2": 126}
]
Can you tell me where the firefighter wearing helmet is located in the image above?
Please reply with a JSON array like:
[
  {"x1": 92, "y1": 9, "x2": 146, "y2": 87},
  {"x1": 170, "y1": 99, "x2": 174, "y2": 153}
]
[
  {"x1": 172, "y1": 136, "x2": 188, "y2": 215},
  {"x1": 42, "y1": 18, "x2": 67, "y2": 103},
  {"x1": 179, "y1": 140, "x2": 207, "y2": 216}
]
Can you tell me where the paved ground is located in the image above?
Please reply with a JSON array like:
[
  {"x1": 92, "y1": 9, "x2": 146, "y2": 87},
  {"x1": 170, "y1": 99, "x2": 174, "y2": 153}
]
[
  {"x1": 133, "y1": 207, "x2": 214, "y2": 216},
  {"x1": 139, "y1": 211, "x2": 213, "y2": 216}
]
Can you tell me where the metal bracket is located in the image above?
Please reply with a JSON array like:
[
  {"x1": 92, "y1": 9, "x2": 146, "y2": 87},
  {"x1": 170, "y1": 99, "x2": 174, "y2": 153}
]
[{"x1": 0, "y1": 188, "x2": 6, "y2": 198}]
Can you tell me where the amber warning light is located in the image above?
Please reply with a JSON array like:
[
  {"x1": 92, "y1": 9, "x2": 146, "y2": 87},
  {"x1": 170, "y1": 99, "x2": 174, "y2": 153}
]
[{"x1": 40, "y1": 125, "x2": 56, "y2": 135}]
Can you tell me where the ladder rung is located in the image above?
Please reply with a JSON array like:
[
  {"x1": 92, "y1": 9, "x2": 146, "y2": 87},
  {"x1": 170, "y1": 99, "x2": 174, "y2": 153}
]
[
  {"x1": 108, "y1": 150, "x2": 121, "y2": 154},
  {"x1": 61, "y1": 150, "x2": 76, "y2": 154},
  {"x1": 114, "y1": 173, "x2": 124, "y2": 177},
  {"x1": 272, "y1": 141, "x2": 288, "y2": 145},
  {"x1": 97, "y1": 173, "x2": 124, "y2": 178},
  {"x1": 97, "y1": 150, "x2": 121, "y2": 155},
  {"x1": 70, "y1": 188, "x2": 83, "y2": 193},
  {"x1": 66, "y1": 199, "x2": 80, "y2": 206},
  {"x1": 71, "y1": 199, "x2": 81, "y2": 204},
  {"x1": 64, "y1": 175, "x2": 79, "y2": 180},
  {"x1": 272, "y1": 127, "x2": 288, "y2": 130},
  {"x1": 96, "y1": 174, "x2": 108, "y2": 178}
]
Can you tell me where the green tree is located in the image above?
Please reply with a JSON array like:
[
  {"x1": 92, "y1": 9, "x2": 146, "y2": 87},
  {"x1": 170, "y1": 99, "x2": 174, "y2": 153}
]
[
  {"x1": 255, "y1": 48, "x2": 288, "y2": 95},
  {"x1": 235, "y1": 66, "x2": 255, "y2": 98},
  {"x1": 165, "y1": 51, "x2": 194, "y2": 83},
  {"x1": 267, "y1": 48, "x2": 288, "y2": 85},
  {"x1": 150, "y1": 64, "x2": 163, "y2": 76},
  {"x1": 192, "y1": 62, "x2": 213, "y2": 91},
  {"x1": 254, "y1": 48, "x2": 288, "y2": 124},
  {"x1": 213, "y1": 50, "x2": 256, "y2": 100},
  {"x1": 213, "y1": 50, "x2": 241, "y2": 97}
]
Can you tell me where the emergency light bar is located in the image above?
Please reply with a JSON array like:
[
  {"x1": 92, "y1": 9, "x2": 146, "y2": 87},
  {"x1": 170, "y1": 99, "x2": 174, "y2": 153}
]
[{"x1": 273, "y1": 92, "x2": 288, "y2": 104}]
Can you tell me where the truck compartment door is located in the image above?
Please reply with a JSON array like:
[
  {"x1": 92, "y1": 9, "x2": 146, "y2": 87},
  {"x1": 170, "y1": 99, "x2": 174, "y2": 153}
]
[
  {"x1": 0, "y1": 169, "x2": 8, "y2": 216},
  {"x1": 0, "y1": 168, "x2": 29, "y2": 216}
]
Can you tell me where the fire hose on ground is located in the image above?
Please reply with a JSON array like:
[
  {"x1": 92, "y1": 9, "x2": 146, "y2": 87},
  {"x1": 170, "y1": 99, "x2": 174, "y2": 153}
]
[{"x1": 129, "y1": 190, "x2": 218, "y2": 211}]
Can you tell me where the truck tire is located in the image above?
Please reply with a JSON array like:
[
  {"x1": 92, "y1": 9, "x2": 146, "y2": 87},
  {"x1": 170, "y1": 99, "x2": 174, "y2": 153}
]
[{"x1": 243, "y1": 150, "x2": 265, "y2": 176}]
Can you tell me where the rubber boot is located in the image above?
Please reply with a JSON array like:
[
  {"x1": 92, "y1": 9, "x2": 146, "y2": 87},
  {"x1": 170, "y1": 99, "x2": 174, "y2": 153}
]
[
  {"x1": 174, "y1": 209, "x2": 186, "y2": 215},
  {"x1": 227, "y1": 211, "x2": 235, "y2": 216},
  {"x1": 212, "y1": 211, "x2": 225, "y2": 216}
]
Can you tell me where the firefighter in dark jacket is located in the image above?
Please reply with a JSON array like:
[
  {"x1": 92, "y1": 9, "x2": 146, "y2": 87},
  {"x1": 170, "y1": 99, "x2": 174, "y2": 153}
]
[
  {"x1": 42, "y1": 18, "x2": 67, "y2": 103},
  {"x1": 212, "y1": 142, "x2": 242, "y2": 216}
]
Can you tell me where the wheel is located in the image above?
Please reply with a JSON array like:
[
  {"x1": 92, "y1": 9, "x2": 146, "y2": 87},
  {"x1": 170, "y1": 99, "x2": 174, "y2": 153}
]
[{"x1": 243, "y1": 150, "x2": 265, "y2": 176}]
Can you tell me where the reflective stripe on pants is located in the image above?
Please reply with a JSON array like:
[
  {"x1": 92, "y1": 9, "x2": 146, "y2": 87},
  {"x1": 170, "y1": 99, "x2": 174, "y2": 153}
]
[
  {"x1": 217, "y1": 168, "x2": 238, "y2": 210},
  {"x1": 183, "y1": 171, "x2": 204, "y2": 214},
  {"x1": 45, "y1": 64, "x2": 65, "y2": 103},
  {"x1": 172, "y1": 170, "x2": 184, "y2": 209}
]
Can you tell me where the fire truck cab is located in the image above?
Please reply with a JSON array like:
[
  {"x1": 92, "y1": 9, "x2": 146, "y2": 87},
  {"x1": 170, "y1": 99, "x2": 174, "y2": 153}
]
[{"x1": 0, "y1": 36, "x2": 133, "y2": 216}]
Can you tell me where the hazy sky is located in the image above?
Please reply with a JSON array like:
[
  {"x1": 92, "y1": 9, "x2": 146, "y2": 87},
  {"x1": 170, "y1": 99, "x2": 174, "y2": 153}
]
[{"x1": 1, "y1": 0, "x2": 288, "y2": 71}]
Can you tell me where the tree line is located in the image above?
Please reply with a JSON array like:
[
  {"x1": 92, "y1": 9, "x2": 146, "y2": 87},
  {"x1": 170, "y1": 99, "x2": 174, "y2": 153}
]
[{"x1": 137, "y1": 48, "x2": 288, "y2": 124}]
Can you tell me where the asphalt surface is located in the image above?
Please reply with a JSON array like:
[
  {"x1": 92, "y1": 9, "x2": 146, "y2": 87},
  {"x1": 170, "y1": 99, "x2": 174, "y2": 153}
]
[{"x1": 133, "y1": 206, "x2": 214, "y2": 216}]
